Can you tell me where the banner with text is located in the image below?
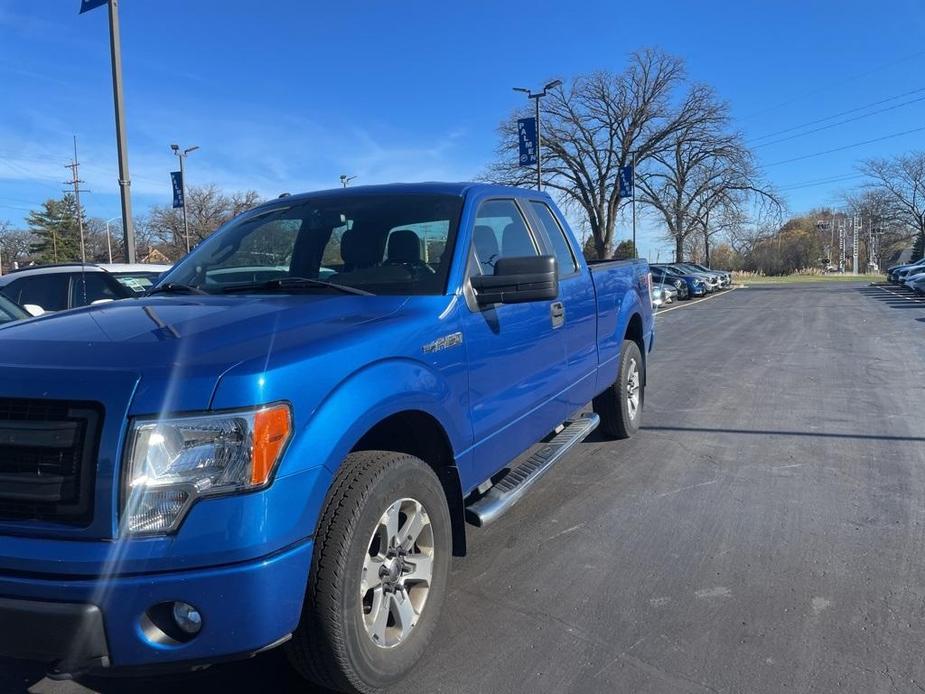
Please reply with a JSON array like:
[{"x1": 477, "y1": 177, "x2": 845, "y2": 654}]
[{"x1": 518, "y1": 117, "x2": 537, "y2": 167}]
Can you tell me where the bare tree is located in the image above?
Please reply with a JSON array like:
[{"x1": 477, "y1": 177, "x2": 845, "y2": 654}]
[
  {"x1": 635, "y1": 95, "x2": 780, "y2": 264},
  {"x1": 148, "y1": 185, "x2": 262, "y2": 257},
  {"x1": 485, "y1": 49, "x2": 721, "y2": 258},
  {"x1": 0, "y1": 222, "x2": 35, "y2": 272},
  {"x1": 860, "y1": 153, "x2": 925, "y2": 259}
]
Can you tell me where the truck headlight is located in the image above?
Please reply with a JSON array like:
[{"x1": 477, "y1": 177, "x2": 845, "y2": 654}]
[{"x1": 122, "y1": 404, "x2": 292, "y2": 535}]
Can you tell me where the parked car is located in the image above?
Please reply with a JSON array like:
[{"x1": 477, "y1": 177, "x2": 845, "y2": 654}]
[
  {"x1": 0, "y1": 264, "x2": 133, "y2": 314},
  {"x1": 651, "y1": 285, "x2": 668, "y2": 308},
  {"x1": 675, "y1": 262, "x2": 723, "y2": 290},
  {"x1": 887, "y1": 257, "x2": 925, "y2": 283},
  {"x1": 910, "y1": 275, "x2": 925, "y2": 295},
  {"x1": 657, "y1": 263, "x2": 716, "y2": 292},
  {"x1": 650, "y1": 265, "x2": 702, "y2": 298},
  {"x1": 903, "y1": 269, "x2": 925, "y2": 289},
  {"x1": 0, "y1": 294, "x2": 29, "y2": 326},
  {"x1": 650, "y1": 266, "x2": 688, "y2": 299},
  {"x1": 0, "y1": 183, "x2": 654, "y2": 692},
  {"x1": 686, "y1": 262, "x2": 731, "y2": 287},
  {"x1": 100, "y1": 263, "x2": 172, "y2": 295},
  {"x1": 662, "y1": 285, "x2": 678, "y2": 303}
]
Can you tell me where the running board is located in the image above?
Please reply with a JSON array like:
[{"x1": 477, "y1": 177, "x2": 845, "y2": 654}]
[{"x1": 466, "y1": 412, "x2": 600, "y2": 527}]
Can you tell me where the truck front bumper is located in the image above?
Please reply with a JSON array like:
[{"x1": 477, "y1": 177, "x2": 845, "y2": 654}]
[{"x1": 0, "y1": 537, "x2": 313, "y2": 672}]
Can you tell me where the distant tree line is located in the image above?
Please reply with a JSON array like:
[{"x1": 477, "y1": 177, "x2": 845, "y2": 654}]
[{"x1": 0, "y1": 185, "x2": 262, "y2": 274}]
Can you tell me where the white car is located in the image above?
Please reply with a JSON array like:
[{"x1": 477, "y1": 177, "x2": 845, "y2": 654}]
[
  {"x1": 0, "y1": 264, "x2": 134, "y2": 314},
  {"x1": 99, "y1": 263, "x2": 172, "y2": 295}
]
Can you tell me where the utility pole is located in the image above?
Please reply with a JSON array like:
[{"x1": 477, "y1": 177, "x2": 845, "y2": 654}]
[
  {"x1": 79, "y1": 0, "x2": 135, "y2": 261},
  {"x1": 339, "y1": 175, "x2": 356, "y2": 188},
  {"x1": 107, "y1": 0, "x2": 135, "y2": 263},
  {"x1": 837, "y1": 215, "x2": 846, "y2": 273},
  {"x1": 171, "y1": 144, "x2": 199, "y2": 253},
  {"x1": 513, "y1": 79, "x2": 562, "y2": 191},
  {"x1": 63, "y1": 136, "x2": 90, "y2": 263},
  {"x1": 852, "y1": 213, "x2": 859, "y2": 275}
]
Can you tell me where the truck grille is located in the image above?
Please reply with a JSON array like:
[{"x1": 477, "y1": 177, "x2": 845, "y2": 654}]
[{"x1": 0, "y1": 398, "x2": 103, "y2": 525}]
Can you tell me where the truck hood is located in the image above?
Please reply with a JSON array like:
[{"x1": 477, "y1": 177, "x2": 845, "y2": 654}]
[{"x1": 0, "y1": 294, "x2": 407, "y2": 413}]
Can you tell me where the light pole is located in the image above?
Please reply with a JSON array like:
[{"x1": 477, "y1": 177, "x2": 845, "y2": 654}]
[
  {"x1": 171, "y1": 144, "x2": 199, "y2": 253},
  {"x1": 339, "y1": 174, "x2": 356, "y2": 188},
  {"x1": 105, "y1": 216, "x2": 120, "y2": 264},
  {"x1": 513, "y1": 79, "x2": 562, "y2": 191}
]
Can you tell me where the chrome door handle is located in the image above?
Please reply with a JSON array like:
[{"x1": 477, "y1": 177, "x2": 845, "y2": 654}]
[{"x1": 550, "y1": 301, "x2": 565, "y2": 328}]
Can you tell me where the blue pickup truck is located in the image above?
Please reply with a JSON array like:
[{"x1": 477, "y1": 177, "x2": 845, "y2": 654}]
[{"x1": 0, "y1": 183, "x2": 653, "y2": 693}]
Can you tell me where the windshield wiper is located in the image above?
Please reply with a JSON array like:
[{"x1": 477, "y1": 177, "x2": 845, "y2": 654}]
[
  {"x1": 147, "y1": 282, "x2": 209, "y2": 296},
  {"x1": 221, "y1": 277, "x2": 374, "y2": 296}
]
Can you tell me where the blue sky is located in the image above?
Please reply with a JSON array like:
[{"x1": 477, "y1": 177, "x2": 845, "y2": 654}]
[{"x1": 1, "y1": 0, "x2": 925, "y2": 259}]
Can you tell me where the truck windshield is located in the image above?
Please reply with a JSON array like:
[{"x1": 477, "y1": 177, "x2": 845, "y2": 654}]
[{"x1": 159, "y1": 193, "x2": 464, "y2": 296}]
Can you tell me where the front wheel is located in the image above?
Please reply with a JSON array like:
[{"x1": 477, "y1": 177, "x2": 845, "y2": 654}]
[
  {"x1": 593, "y1": 339, "x2": 644, "y2": 439},
  {"x1": 286, "y1": 451, "x2": 452, "y2": 693}
]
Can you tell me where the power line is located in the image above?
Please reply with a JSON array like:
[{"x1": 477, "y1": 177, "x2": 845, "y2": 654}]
[
  {"x1": 752, "y1": 94, "x2": 925, "y2": 149},
  {"x1": 764, "y1": 126, "x2": 925, "y2": 167},
  {"x1": 777, "y1": 173, "x2": 865, "y2": 191},
  {"x1": 749, "y1": 86, "x2": 925, "y2": 142},
  {"x1": 740, "y1": 48, "x2": 925, "y2": 121}
]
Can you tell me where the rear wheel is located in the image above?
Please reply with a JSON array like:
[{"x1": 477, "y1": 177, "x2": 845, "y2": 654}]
[
  {"x1": 593, "y1": 339, "x2": 644, "y2": 439},
  {"x1": 286, "y1": 451, "x2": 451, "y2": 693}
]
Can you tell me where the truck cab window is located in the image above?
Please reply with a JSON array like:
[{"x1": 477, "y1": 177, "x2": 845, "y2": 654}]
[
  {"x1": 471, "y1": 199, "x2": 537, "y2": 275},
  {"x1": 164, "y1": 194, "x2": 463, "y2": 295}
]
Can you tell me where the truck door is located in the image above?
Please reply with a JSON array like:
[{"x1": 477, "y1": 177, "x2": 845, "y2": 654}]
[
  {"x1": 461, "y1": 198, "x2": 568, "y2": 483},
  {"x1": 526, "y1": 200, "x2": 598, "y2": 410}
]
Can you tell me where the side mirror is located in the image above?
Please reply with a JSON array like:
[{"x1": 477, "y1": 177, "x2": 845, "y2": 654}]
[
  {"x1": 23, "y1": 304, "x2": 45, "y2": 317},
  {"x1": 470, "y1": 255, "x2": 558, "y2": 306}
]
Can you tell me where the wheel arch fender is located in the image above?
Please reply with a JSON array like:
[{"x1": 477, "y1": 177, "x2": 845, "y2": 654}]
[{"x1": 282, "y1": 357, "x2": 469, "y2": 555}]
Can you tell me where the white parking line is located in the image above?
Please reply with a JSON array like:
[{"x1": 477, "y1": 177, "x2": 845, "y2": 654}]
[
  {"x1": 655, "y1": 285, "x2": 739, "y2": 314},
  {"x1": 873, "y1": 284, "x2": 925, "y2": 302}
]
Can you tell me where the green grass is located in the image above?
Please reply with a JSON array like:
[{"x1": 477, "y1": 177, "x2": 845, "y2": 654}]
[{"x1": 735, "y1": 273, "x2": 880, "y2": 285}]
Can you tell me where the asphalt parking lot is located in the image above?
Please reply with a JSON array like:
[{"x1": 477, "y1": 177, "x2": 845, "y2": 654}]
[{"x1": 7, "y1": 280, "x2": 925, "y2": 694}]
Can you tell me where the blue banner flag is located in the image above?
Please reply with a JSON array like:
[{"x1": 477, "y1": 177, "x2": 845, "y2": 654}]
[
  {"x1": 171, "y1": 171, "x2": 184, "y2": 209},
  {"x1": 619, "y1": 163, "x2": 634, "y2": 197},
  {"x1": 517, "y1": 117, "x2": 537, "y2": 167},
  {"x1": 79, "y1": 0, "x2": 108, "y2": 14}
]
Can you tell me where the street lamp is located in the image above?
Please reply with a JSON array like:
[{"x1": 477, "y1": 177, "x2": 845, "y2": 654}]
[
  {"x1": 105, "y1": 216, "x2": 120, "y2": 264},
  {"x1": 170, "y1": 144, "x2": 199, "y2": 253},
  {"x1": 339, "y1": 174, "x2": 356, "y2": 188},
  {"x1": 513, "y1": 79, "x2": 562, "y2": 190}
]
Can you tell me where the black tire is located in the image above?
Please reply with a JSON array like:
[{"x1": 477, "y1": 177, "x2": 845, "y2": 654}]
[
  {"x1": 593, "y1": 339, "x2": 644, "y2": 439},
  {"x1": 286, "y1": 451, "x2": 452, "y2": 693}
]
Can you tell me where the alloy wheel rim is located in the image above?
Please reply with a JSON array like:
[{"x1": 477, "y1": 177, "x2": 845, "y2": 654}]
[
  {"x1": 626, "y1": 358, "x2": 640, "y2": 419},
  {"x1": 361, "y1": 497, "x2": 434, "y2": 648}
]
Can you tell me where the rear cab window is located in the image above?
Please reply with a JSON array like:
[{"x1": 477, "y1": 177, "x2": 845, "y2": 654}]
[{"x1": 528, "y1": 201, "x2": 579, "y2": 277}]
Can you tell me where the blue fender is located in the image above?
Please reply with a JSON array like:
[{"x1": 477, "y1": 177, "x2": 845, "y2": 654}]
[{"x1": 278, "y1": 357, "x2": 468, "y2": 481}]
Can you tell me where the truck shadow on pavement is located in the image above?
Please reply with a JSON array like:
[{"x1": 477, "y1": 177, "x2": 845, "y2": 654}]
[
  {"x1": 1, "y1": 649, "x2": 332, "y2": 694},
  {"x1": 642, "y1": 425, "x2": 925, "y2": 443}
]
